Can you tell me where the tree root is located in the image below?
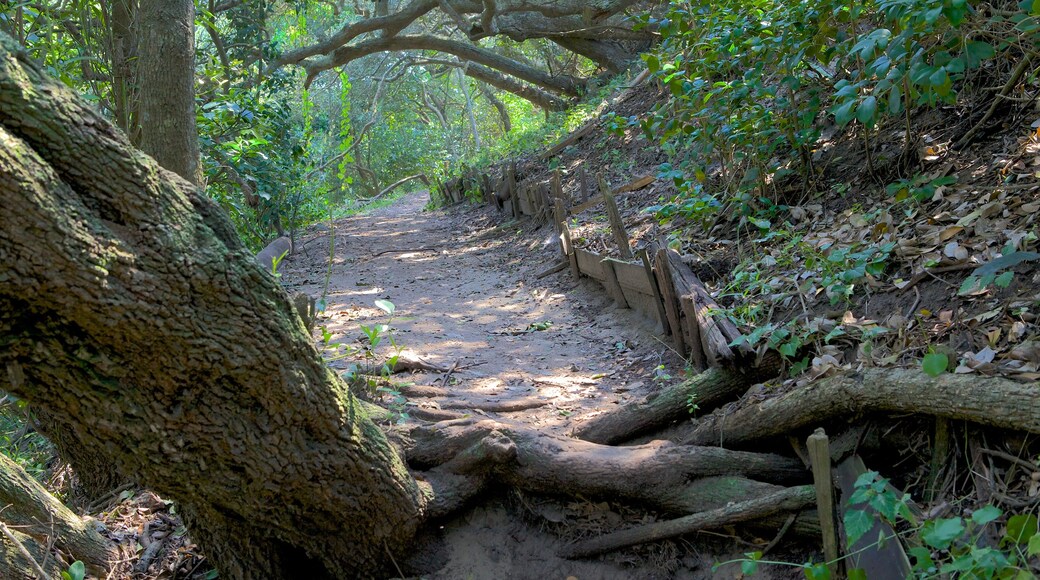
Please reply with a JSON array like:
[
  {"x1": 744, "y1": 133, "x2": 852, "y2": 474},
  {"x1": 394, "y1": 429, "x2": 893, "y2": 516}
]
[
  {"x1": 561, "y1": 485, "x2": 816, "y2": 559},
  {"x1": 573, "y1": 364, "x2": 779, "y2": 445},
  {"x1": 408, "y1": 419, "x2": 808, "y2": 518},
  {"x1": 682, "y1": 368, "x2": 1040, "y2": 447}
]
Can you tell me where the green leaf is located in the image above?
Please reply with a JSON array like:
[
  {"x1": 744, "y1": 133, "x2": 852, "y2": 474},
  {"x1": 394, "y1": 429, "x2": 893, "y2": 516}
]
[
  {"x1": 972, "y1": 505, "x2": 1002, "y2": 526},
  {"x1": 922, "y1": 353, "x2": 949, "y2": 377},
  {"x1": 645, "y1": 54, "x2": 661, "y2": 74},
  {"x1": 995, "y1": 270, "x2": 1015, "y2": 288},
  {"x1": 66, "y1": 562, "x2": 86, "y2": 580},
  {"x1": 1033, "y1": 0, "x2": 1040, "y2": 15},
  {"x1": 964, "y1": 41, "x2": 996, "y2": 68},
  {"x1": 803, "y1": 562, "x2": 831, "y2": 580},
  {"x1": 844, "y1": 509, "x2": 874, "y2": 546},
  {"x1": 974, "y1": 251, "x2": 1040, "y2": 276},
  {"x1": 833, "y1": 99, "x2": 857, "y2": 126},
  {"x1": 847, "y1": 569, "x2": 867, "y2": 580},
  {"x1": 922, "y1": 517, "x2": 965, "y2": 549},
  {"x1": 1006, "y1": 514, "x2": 1038, "y2": 544},
  {"x1": 908, "y1": 546, "x2": 936, "y2": 571},
  {"x1": 374, "y1": 299, "x2": 396, "y2": 315},
  {"x1": 741, "y1": 552, "x2": 762, "y2": 574},
  {"x1": 1027, "y1": 532, "x2": 1040, "y2": 556},
  {"x1": 958, "y1": 275, "x2": 983, "y2": 296},
  {"x1": 856, "y1": 96, "x2": 878, "y2": 123},
  {"x1": 204, "y1": 570, "x2": 219, "y2": 580}
]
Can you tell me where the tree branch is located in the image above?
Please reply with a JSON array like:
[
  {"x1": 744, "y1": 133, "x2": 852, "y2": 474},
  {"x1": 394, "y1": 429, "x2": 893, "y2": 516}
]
[{"x1": 303, "y1": 34, "x2": 584, "y2": 96}]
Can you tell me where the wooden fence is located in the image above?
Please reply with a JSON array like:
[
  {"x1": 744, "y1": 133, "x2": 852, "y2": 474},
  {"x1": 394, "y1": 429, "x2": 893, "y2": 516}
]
[{"x1": 440, "y1": 163, "x2": 748, "y2": 370}]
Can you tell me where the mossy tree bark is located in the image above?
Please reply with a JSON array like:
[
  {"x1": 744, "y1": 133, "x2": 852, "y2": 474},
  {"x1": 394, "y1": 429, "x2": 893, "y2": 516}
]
[{"x1": 0, "y1": 35, "x2": 427, "y2": 578}]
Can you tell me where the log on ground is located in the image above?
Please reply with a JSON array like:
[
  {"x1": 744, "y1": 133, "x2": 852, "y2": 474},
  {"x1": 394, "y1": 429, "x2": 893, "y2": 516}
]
[
  {"x1": 573, "y1": 363, "x2": 779, "y2": 445},
  {"x1": 683, "y1": 368, "x2": 1040, "y2": 447}
]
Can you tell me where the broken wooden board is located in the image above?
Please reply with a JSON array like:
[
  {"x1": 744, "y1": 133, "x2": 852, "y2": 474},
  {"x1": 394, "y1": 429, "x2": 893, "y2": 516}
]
[
  {"x1": 835, "y1": 456, "x2": 912, "y2": 579},
  {"x1": 539, "y1": 121, "x2": 598, "y2": 160},
  {"x1": 575, "y1": 249, "x2": 608, "y2": 282},
  {"x1": 569, "y1": 174, "x2": 657, "y2": 216}
]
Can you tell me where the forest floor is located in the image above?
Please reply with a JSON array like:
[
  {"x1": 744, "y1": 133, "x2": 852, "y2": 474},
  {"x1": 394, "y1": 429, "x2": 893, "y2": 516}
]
[{"x1": 273, "y1": 191, "x2": 784, "y2": 579}]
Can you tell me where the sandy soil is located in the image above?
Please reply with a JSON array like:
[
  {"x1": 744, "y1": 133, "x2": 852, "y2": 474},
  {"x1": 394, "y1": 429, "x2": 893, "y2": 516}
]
[{"x1": 277, "y1": 191, "x2": 779, "y2": 580}]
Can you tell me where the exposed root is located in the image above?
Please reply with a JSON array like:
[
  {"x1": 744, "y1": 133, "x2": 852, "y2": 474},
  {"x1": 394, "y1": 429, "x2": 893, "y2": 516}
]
[{"x1": 560, "y1": 485, "x2": 815, "y2": 559}]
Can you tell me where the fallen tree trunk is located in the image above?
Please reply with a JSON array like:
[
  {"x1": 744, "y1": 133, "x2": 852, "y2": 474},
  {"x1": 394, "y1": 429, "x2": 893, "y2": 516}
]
[
  {"x1": 683, "y1": 368, "x2": 1040, "y2": 447},
  {"x1": 561, "y1": 485, "x2": 816, "y2": 558},
  {"x1": 573, "y1": 362, "x2": 780, "y2": 445},
  {"x1": 0, "y1": 453, "x2": 114, "y2": 575},
  {"x1": 0, "y1": 33, "x2": 428, "y2": 577}
]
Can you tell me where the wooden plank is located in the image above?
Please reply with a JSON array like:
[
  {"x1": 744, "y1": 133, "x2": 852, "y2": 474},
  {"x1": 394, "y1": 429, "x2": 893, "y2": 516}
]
[
  {"x1": 519, "y1": 185, "x2": 534, "y2": 216},
  {"x1": 600, "y1": 258, "x2": 630, "y2": 308},
  {"x1": 540, "y1": 121, "x2": 597, "y2": 160},
  {"x1": 835, "y1": 457, "x2": 912, "y2": 579},
  {"x1": 598, "y1": 175, "x2": 634, "y2": 260},
  {"x1": 807, "y1": 429, "x2": 840, "y2": 577},
  {"x1": 661, "y1": 248, "x2": 746, "y2": 366},
  {"x1": 551, "y1": 169, "x2": 565, "y2": 202},
  {"x1": 575, "y1": 249, "x2": 606, "y2": 281},
  {"x1": 615, "y1": 174, "x2": 655, "y2": 194},
  {"x1": 653, "y1": 247, "x2": 690, "y2": 362},
  {"x1": 569, "y1": 174, "x2": 656, "y2": 215},
  {"x1": 611, "y1": 260, "x2": 654, "y2": 294},
  {"x1": 620, "y1": 287, "x2": 663, "y2": 331},
  {"x1": 579, "y1": 165, "x2": 590, "y2": 203},
  {"x1": 639, "y1": 249, "x2": 671, "y2": 338},
  {"x1": 554, "y1": 199, "x2": 580, "y2": 280}
]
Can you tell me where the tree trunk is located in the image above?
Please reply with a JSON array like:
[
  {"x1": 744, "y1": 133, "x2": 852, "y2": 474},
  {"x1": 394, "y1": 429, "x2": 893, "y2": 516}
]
[
  {"x1": 0, "y1": 453, "x2": 114, "y2": 575},
  {"x1": 0, "y1": 34, "x2": 425, "y2": 578},
  {"x1": 136, "y1": 0, "x2": 203, "y2": 185},
  {"x1": 109, "y1": 0, "x2": 139, "y2": 144}
]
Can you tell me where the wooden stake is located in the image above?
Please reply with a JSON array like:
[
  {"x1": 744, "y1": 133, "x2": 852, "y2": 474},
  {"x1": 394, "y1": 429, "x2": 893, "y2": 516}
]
[
  {"x1": 653, "y1": 247, "x2": 689, "y2": 361},
  {"x1": 597, "y1": 174, "x2": 634, "y2": 260},
  {"x1": 579, "y1": 165, "x2": 589, "y2": 202},
  {"x1": 835, "y1": 456, "x2": 912, "y2": 578},
  {"x1": 926, "y1": 418, "x2": 950, "y2": 502},
  {"x1": 639, "y1": 249, "x2": 670, "y2": 334},
  {"x1": 807, "y1": 428, "x2": 839, "y2": 577},
  {"x1": 554, "y1": 199, "x2": 580, "y2": 279},
  {"x1": 601, "y1": 258, "x2": 630, "y2": 308}
]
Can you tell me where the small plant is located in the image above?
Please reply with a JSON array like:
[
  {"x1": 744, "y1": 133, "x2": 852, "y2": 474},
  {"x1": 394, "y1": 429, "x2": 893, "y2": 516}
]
[
  {"x1": 886, "y1": 174, "x2": 958, "y2": 203},
  {"x1": 958, "y1": 251, "x2": 1040, "y2": 296},
  {"x1": 846, "y1": 471, "x2": 1040, "y2": 579},
  {"x1": 61, "y1": 561, "x2": 86, "y2": 580},
  {"x1": 921, "y1": 350, "x2": 949, "y2": 377}
]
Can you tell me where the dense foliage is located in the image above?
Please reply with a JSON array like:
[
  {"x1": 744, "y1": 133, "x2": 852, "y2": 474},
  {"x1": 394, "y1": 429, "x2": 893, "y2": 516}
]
[{"x1": 638, "y1": 0, "x2": 1040, "y2": 226}]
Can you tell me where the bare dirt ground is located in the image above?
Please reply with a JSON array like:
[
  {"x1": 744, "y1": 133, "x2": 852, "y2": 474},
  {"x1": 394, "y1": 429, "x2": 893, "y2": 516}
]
[{"x1": 276, "y1": 191, "x2": 774, "y2": 579}]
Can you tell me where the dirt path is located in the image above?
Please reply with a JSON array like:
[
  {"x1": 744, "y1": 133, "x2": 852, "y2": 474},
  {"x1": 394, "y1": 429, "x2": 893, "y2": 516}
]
[
  {"x1": 279, "y1": 192, "x2": 732, "y2": 579},
  {"x1": 283, "y1": 191, "x2": 676, "y2": 434}
]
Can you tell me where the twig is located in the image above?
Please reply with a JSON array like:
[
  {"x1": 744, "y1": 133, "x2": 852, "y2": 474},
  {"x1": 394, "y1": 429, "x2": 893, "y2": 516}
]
[
  {"x1": 897, "y1": 263, "x2": 976, "y2": 293},
  {"x1": 762, "y1": 513, "x2": 797, "y2": 555},
  {"x1": 536, "y1": 260, "x2": 567, "y2": 279},
  {"x1": 441, "y1": 361, "x2": 459, "y2": 388},
  {"x1": 372, "y1": 247, "x2": 438, "y2": 257},
  {"x1": 979, "y1": 448, "x2": 1038, "y2": 472},
  {"x1": 384, "y1": 541, "x2": 405, "y2": 579},
  {"x1": 955, "y1": 50, "x2": 1037, "y2": 149},
  {"x1": 0, "y1": 520, "x2": 49, "y2": 579}
]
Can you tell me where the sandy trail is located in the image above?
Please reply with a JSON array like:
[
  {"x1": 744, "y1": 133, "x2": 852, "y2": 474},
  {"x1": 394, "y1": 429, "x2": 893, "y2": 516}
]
[
  {"x1": 278, "y1": 191, "x2": 730, "y2": 579},
  {"x1": 282, "y1": 191, "x2": 673, "y2": 434}
]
